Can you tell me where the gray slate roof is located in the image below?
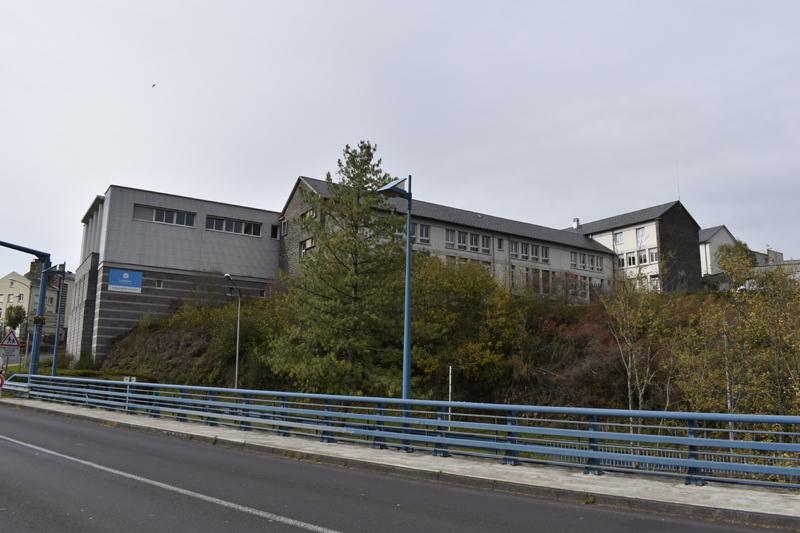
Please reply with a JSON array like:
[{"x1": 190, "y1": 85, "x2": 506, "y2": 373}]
[
  {"x1": 698, "y1": 225, "x2": 725, "y2": 243},
  {"x1": 299, "y1": 177, "x2": 612, "y2": 254},
  {"x1": 567, "y1": 201, "x2": 680, "y2": 235}
]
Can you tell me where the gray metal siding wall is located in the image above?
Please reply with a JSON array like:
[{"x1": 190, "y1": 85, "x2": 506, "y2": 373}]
[{"x1": 102, "y1": 187, "x2": 281, "y2": 279}]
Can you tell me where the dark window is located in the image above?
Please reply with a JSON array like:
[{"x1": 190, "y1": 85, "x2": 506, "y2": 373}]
[{"x1": 270, "y1": 225, "x2": 279, "y2": 239}]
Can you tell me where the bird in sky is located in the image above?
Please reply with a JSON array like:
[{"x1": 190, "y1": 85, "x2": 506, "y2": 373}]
[{"x1": 152, "y1": 83, "x2": 157, "y2": 88}]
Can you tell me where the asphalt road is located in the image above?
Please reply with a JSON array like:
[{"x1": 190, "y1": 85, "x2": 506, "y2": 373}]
[{"x1": 0, "y1": 404, "x2": 766, "y2": 533}]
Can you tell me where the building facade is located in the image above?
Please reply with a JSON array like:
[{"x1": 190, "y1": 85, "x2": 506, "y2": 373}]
[
  {"x1": 23, "y1": 260, "x2": 75, "y2": 350},
  {"x1": 569, "y1": 201, "x2": 703, "y2": 292},
  {"x1": 279, "y1": 177, "x2": 616, "y2": 301},
  {"x1": 0, "y1": 271, "x2": 30, "y2": 332},
  {"x1": 67, "y1": 186, "x2": 281, "y2": 363},
  {"x1": 698, "y1": 225, "x2": 737, "y2": 277}
]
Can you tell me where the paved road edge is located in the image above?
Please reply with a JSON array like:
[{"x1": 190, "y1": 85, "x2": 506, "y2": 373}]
[{"x1": 4, "y1": 401, "x2": 797, "y2": 532}]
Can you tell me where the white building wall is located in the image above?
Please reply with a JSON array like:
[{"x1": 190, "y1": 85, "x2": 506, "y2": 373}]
[
  {"x1": 700, "y1": 229, "x2": 736, "y2": 276},
  {"x1": 590, "y1": 221, "x2": 661, "y2": 284},
  {"x1": 410, "y1": 216, "x2": 614, "y2": 300}
]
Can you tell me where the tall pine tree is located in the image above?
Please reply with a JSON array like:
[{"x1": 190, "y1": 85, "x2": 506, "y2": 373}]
[{"x1": 267, "y1": 142, "x2": 406, "y2": 395}]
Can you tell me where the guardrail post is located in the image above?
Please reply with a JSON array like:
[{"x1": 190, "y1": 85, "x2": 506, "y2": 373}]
[
  {"x1": 372, "y1": 403, "x2": 387, "y2": 449},
  {"x1": 584, "y1": 414, "x2": 604, "y2": 475},
  {"x1": 206, "y1": 391, "x2": 218, "y2": 426},
  {"x1": 240, "y1": 393, "x2": 251, "y2": 431},
  {"x1": 150, "y1": 387, "x2": 161, "y2": 418},
  {"x1": 503, "y1": 410, "x2": 520, "y2": 466},
  {"x1": 176, "y1": 388, "x2": 187, "y2": 422},
  {"x1": 125, "y1": 382, "x2": 131, "y2": 414},
  {"x1": 320, "y1": 399, "x2": 335, "y2": 443},
  {"x1": 278, "y1": 395, "x2": 290, "y2": 436},
  {"x1": 685, "y1": 419, "x2": 706, "y2": 486},
  {"x1": 433, "y1": 406, "x2": 451, "y2": 457},
  {"x1": 402, "y1": 403, "x2": 413, "y2": 453}
]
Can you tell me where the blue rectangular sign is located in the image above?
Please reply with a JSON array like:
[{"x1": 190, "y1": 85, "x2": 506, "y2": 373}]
[{"x1": 108, "y1": 269, "x2": 143, "y2": 293}]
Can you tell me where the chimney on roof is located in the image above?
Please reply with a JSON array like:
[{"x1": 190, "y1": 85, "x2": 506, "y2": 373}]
[{"x1": 572, "y1": 218, "x2": 580, "y2": 230}]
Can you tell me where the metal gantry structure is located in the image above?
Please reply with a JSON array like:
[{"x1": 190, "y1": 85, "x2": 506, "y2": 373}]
[{"x1": 5, "y1": 374, "x2": 800, "y2": 489}]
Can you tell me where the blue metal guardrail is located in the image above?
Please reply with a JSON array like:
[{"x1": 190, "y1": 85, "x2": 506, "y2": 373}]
[{"x1": 3, "y1": 374, "x2": 799, "y2": 489}]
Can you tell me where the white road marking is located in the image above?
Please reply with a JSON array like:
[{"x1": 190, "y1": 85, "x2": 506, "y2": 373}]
[{"x1": 0, "y1": 433, "x2": 342, "y2": 533}]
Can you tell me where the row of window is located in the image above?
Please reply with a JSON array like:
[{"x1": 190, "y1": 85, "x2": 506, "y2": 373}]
[
  {"x1": 134, "y1": 205, "x2": 196, "y2": 227},
  {"x1": 613, "y1": 227, "x2": 648, "y2": 246},
  {"x1": 444, "y1": 255, "x2": 492, "y2": 271},
  {"x1": 617, "y1": 248, "x2": 659, "y2": 268},
  {"x1": 509, "y1": 241, "x2": 551, "y2": 264},
  {"x1": 134, "y1": 204, "x2": 273, "y2": 238},
  {"x1": 205, "y1": 216, "x2": 263, "y2": 236},
  {"x1": 444, "y1": 229, "x2": 490, "y2": 253},
  {"x1": 569, "y1": 252, "x2": 604, "y2": 272},
  {"x1": 510, "y1": 265, "x2": 555, "y2": 294},
  {"x1": 1, "y1": 293, "x2": 24, "y2": 304}
]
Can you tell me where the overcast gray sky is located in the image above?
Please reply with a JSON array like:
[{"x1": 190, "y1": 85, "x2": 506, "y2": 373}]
[{"x1": 2, "y1": 1, "x2": 798, "y2": 276}]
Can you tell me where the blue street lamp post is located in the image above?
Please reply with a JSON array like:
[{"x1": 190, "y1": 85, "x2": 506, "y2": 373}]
[
  {"x1": 223, "y1": 273, "x2": 242, "y2": 389},
  {"x1": 49, "y1": 263, "x2": 66, "y2": 376},
  {"x1": 378, "y1": 175, "x2": 413, "y2": 400}
]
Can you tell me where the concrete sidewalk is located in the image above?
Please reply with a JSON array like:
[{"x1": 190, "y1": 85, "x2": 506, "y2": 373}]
[{"x1": 2, "y1": 397, "x2": 798, "y2": 531}]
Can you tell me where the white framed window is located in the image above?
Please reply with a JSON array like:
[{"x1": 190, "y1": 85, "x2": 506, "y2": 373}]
[
  {"x1": 649, "y1": 274, "x2": 660, "y2": 291},
  {"x1": 206, "y1": 216, "x2": 262, "y2": 237},
  {"x1": 627, "y1": 252, "x2": 636, "y2": 267},
  {"x1": 445, "y1": 228, "x2": 455, "y2": 248},
  {"x1": 635, "y1": 227, "x2": 646, "y2": 246},
  {"x1": 541, "y1": 246, "x2": 549, "y2": 264},
  {"x1": 614, "y1": 232, "x2": 623, "y2": 245},
  {"x1": 617, "y1": 255, "x2": 625, "y2": 268},
  {"x1": 579, "y1": 276, "x2": 589, "y2": 298},
  {"x1": 134, "y1": 204, "x2": 195, "y2": 227},
  {"x1": 531, "y1": 244, "x2": 539, "y2": 262},
  {"x1": 299, "y1": 238, "x2": 315, "y2": 257},
  {"x1": 579, "y1": 253, "x2": 587, "y2": 270},
  {"x1": 481, "y1": 235, "x2": 491, "y2": 254},
  {"x1": 497, "y1": 238, "x2": 504, "y2": 251},
  {"x1": 520, "y1": 242, "x2": 529, "y2": 260},
  {"x1": 419, "y1": 224, "x2": 430, "y2": 244},
  {"x1": 18, "y1": 294, "x2": 23, "y2": 303},
  {"x1": 649, "y1": 248, "x2": 659, "y2": 263},
  {"x1": 570, "y1": 251, "x2": 578, "y2": 268},
  {"x1": 597, "y1": 257, "x2": 604, "y2": 272},
  {"x1": 155, "y1": 279, "x2": 164, "y2": 289},
  {"x1": 469, "y1": 233, "x2": 480, "y2": 252},
  {"x1": 638, "y1": 249, "x2": 648, "y2": 265},
  {"x1": 588, "y1": 255, "x2": 596, "y2": 271},
  {"x1": 457, "y1": 231, "x2": 468, "y2": 250},
  {"x1": 280, "y1": 220, "x2": 288, "y2": 236},
  {"x1": 509, "y1": 240, "x2": 519, "y2": 259}
]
